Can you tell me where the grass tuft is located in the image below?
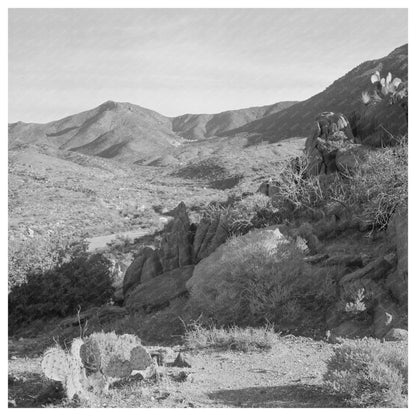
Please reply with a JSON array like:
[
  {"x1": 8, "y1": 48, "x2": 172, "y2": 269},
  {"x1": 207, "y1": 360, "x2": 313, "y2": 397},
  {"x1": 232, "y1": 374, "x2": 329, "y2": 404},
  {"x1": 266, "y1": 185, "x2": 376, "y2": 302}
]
[{"x1": 183, "y1": 322, "x2": 277, "y2": 352}]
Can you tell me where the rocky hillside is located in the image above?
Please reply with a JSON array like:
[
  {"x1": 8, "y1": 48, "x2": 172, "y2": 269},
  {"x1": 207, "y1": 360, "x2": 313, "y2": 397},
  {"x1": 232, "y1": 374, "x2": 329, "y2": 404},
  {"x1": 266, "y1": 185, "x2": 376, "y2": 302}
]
[
  {"x1": 8, "y1": 101, "x2": 182, "y2": 163},
  {"x1": 171, "y1": 101, "x2": 296, "y2": 141},
  {"x1": 8, "y1": 100, "x2": 296, "y2": 163},
  {"x1": 222, "y1": 44, "x2": 408, "y2": 142}
]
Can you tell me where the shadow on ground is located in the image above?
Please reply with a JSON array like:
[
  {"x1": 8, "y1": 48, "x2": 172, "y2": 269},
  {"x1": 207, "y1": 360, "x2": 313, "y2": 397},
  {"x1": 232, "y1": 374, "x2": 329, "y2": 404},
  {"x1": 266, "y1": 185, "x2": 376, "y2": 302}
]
[
  {"x1": 8, "y1": 372, "x2": 65, "y2": 408},
  {"x1": 208, "y1": 384, "x2": 345, "y2": 408}
]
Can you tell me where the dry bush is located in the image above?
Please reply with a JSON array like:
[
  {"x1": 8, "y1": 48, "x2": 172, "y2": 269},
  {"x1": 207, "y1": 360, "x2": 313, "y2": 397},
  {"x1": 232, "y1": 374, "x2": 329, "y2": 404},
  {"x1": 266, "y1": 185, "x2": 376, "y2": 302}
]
[
  {"x1": 189, "y1": 235, "x2": 337, "y2": 328},
  {"x1": 324, "y1": 338, "x2": 408, "y2": 407},
  {"x1": 184, "y1": 322, "x2": 276, "y2": 352},
  {"x1": 274, "y1": 143, "x2": 407, "y2": 231},
  {"x1": 199, "y1": 193, "x2": 280, "y2": 238}
]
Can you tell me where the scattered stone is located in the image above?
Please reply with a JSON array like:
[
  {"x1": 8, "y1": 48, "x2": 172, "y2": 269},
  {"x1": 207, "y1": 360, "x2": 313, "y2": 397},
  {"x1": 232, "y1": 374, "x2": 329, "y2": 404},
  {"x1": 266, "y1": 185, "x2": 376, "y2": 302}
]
[{"x1": 172, "y1": 352, "x2": 191, "y2": 368}]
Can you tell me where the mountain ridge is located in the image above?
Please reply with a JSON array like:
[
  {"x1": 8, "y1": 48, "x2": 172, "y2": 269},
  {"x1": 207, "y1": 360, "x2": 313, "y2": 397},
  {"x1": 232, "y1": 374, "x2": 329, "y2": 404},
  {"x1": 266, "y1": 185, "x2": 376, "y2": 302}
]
[{"x1": 8, "y1": 44, "x2": 408, "y2": 162}]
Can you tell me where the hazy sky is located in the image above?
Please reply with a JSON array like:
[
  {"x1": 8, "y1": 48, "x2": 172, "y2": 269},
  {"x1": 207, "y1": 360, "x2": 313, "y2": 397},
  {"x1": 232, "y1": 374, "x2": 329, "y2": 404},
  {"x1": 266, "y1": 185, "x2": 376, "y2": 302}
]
[{"x1": 9, "y1": 8, "x2": 408, "y2": 123}]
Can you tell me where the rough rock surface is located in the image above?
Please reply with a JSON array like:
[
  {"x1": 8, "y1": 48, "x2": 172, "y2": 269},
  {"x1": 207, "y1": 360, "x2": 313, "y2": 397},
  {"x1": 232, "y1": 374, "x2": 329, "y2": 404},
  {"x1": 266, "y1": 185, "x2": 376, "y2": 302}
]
[
  {"x1": 125, "y1": 265, "x2": 194, "y2": 313},
  {"x1": 159, "y1": 202, "x2": 193, "y2": 272},
  {"x1": 140, "y1": 250, "x2": 163, "y2": 283},
  {"x1": 193, "y1": 214, "x2": 229, "y2": 263},
  {"x1": 305, "y1": 112, "x2": 355, "y2": 175},
  {"x1": 123, "y1": 247, "x2": 159, "y2": 295}
]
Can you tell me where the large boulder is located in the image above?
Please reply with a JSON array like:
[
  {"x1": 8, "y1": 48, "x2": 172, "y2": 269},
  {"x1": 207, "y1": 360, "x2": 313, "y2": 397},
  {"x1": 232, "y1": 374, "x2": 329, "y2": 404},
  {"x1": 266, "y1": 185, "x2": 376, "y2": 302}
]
[
  {"x1": 186, "y1": 226, "x2": 288, "y2": 317},
  {"x1": 159, "y1": 202, "x2": 193, "y2": 272},
  {"x1": 125, "y1": 265, "x2": 194, "y2": 313}
]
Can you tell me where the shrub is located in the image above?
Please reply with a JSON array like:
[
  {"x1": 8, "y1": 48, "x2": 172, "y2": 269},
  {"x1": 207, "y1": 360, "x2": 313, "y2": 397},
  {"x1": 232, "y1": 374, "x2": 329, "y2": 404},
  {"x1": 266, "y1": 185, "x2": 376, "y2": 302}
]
[
  {"x1": 8, "y1": 228, "x2": 86, "y2": 288},
  {"x1": 199, "y1": 193, "x2": 280, "y2": 238},
  {"x1": 184, "y1": 322, "x2": 276, "y2": 352},
  {"x1": 8, "y1": 239, "x2": 114, "y2": 332},
  {"x1": 189, "y1": 234, "x2": 337, "y2": 328},
  {"x1": 324, "y1": 338, "x2": 408, "y2": 407}
]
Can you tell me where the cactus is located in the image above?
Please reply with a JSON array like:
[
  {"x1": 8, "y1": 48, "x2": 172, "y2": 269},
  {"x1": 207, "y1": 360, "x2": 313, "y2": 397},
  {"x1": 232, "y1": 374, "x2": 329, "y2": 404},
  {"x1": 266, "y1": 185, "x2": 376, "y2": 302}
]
[
  {"x1": 41, "y1": 332, "x2": 152, "y2": 401},
  {"x1": 80, "y1": 339, "x2": 101, "y2": 373},
  {"x1": 130, "y1": 345, "x2": 153, "y2": 370},
  {"x1": 103, "y1": 357, "x2": 132, "y2": 378},
  {"x1": 41, "y1": 346, "x2": 70, "y2": 382},
  {"x1": 363, "y1": 71, "x2": 408, "y2": 121}
]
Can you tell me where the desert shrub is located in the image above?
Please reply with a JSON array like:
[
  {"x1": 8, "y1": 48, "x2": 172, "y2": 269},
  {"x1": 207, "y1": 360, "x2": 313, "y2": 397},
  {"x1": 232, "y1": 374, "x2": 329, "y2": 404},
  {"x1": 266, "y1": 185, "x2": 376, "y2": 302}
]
[
  {"x1": 324, "y1": 338, "x2": 408, "y2": 407},
  {"x1": 274, "y1": 144, "x2": 407, "y2": 231},
  {"x1": 189, "y1": 235, "x2": 337, "y2": 328},
  {"x1": 184, "y1": 321, "x2": 276, "y2": 352},
  {"x1": 200, "y1": 193, "x2": 280, "y2": 237},
  {"x1": 8, "y1": 240, "x2": 114, "y2": 332},
  {"x1": 8, "y1": 228, "x2": 86, "y2": 288}
]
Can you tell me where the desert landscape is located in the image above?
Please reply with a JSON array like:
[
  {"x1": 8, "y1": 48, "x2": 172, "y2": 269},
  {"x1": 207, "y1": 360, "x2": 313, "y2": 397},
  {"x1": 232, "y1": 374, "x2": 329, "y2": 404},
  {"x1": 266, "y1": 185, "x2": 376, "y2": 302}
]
[{"x1": 8, "y1": 9, "x2": 408, "y2": 409}]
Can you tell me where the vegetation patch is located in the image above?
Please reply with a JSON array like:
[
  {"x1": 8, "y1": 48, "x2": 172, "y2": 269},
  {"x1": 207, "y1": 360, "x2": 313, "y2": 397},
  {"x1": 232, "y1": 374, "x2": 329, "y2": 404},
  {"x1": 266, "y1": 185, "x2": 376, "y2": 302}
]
[
  {"x1": 324, "y1": 338, "x2": 408, "y2": 407},
  {"x1": 8, "y1": 240, "x2": 114, "y2": 333},
  {"x1": 184, "y1": 322, "x2": 276, "y2": 352}
]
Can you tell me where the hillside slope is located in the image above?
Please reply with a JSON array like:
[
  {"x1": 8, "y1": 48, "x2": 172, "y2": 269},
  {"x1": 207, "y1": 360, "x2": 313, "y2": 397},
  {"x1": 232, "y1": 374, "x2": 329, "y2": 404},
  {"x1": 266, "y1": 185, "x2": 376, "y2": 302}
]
[
  {"x1": 9, "y1": 100, "x2": 296, "y2": 162},
  {"x1": 222, "y1": 44, "x2": 408, "y2": 141},
  {"x1": 171, "y1": 101, "x2": 296, "y2": 141},
  {"x1": 8, "y1": 101, "x2": 182, "y2": 163}
]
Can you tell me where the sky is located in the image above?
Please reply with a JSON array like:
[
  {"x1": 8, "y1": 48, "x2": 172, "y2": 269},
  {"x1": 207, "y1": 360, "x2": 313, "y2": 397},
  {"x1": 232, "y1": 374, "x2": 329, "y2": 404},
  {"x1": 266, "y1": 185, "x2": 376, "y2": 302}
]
[{"x1": 8, "y1": 8, "x2": 408, "y2": 123}]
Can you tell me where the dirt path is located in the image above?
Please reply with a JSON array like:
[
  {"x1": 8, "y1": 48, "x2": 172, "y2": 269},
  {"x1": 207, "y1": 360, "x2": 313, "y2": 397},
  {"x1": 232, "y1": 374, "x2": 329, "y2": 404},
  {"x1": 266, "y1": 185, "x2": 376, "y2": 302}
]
[
  {"x1": 86, "y1": 229, "x2": 147, "y2": 252},
  {"x1": 8, "y1": 336, "x2": 343, "y2": 408}
]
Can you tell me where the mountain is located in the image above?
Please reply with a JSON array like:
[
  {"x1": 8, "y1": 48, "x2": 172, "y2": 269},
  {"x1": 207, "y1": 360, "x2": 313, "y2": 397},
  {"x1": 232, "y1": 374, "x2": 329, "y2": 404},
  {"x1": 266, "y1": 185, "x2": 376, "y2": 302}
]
[
  {"x1": 8, "y1": 101, "x2": 182, "y2": 163},
  {"x1": 222, "y1": 44, "x2": 408, "y2": 141},
  {"x1": 8, "y1": 44, "x2": 408, "y2": 162},
  {"x1": 9, "y1": 100, "x2": 296, "y2": 162},
  {"x1": 171, "y1": 101, "x2": 296, "y2": 141}
]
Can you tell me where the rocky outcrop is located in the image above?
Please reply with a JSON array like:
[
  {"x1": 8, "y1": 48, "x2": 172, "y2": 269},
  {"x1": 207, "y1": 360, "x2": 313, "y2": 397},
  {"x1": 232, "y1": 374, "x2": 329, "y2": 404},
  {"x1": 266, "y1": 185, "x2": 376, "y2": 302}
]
[
  {"x1": 193, "y1": 214, "x2": 229, "y2": 262},
  {"x1": 305, "y1": 112, "x2": 356, "y2": 175},
  {"x1": 123, "y1": 202, "x2": 193, "y2": 298},
  {"x1": 140, "y1": 250, "x2": 163, "y2": 283},
  {"x1": 123, "y1": 247, "x2": 160, "y2": 295},
  {"x1": 159, "y1": 202, "x2": 193, "y2": 272},
  {"x1": 125, "y1": 265, "x2": 194, "y2": 313}
]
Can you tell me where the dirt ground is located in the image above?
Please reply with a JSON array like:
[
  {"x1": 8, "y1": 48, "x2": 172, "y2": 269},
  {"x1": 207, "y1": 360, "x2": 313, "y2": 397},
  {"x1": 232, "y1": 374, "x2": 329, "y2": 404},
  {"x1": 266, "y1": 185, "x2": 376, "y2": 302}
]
[{"x1": 8, "y1": 335, "x2": 344, "y2": 408}]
